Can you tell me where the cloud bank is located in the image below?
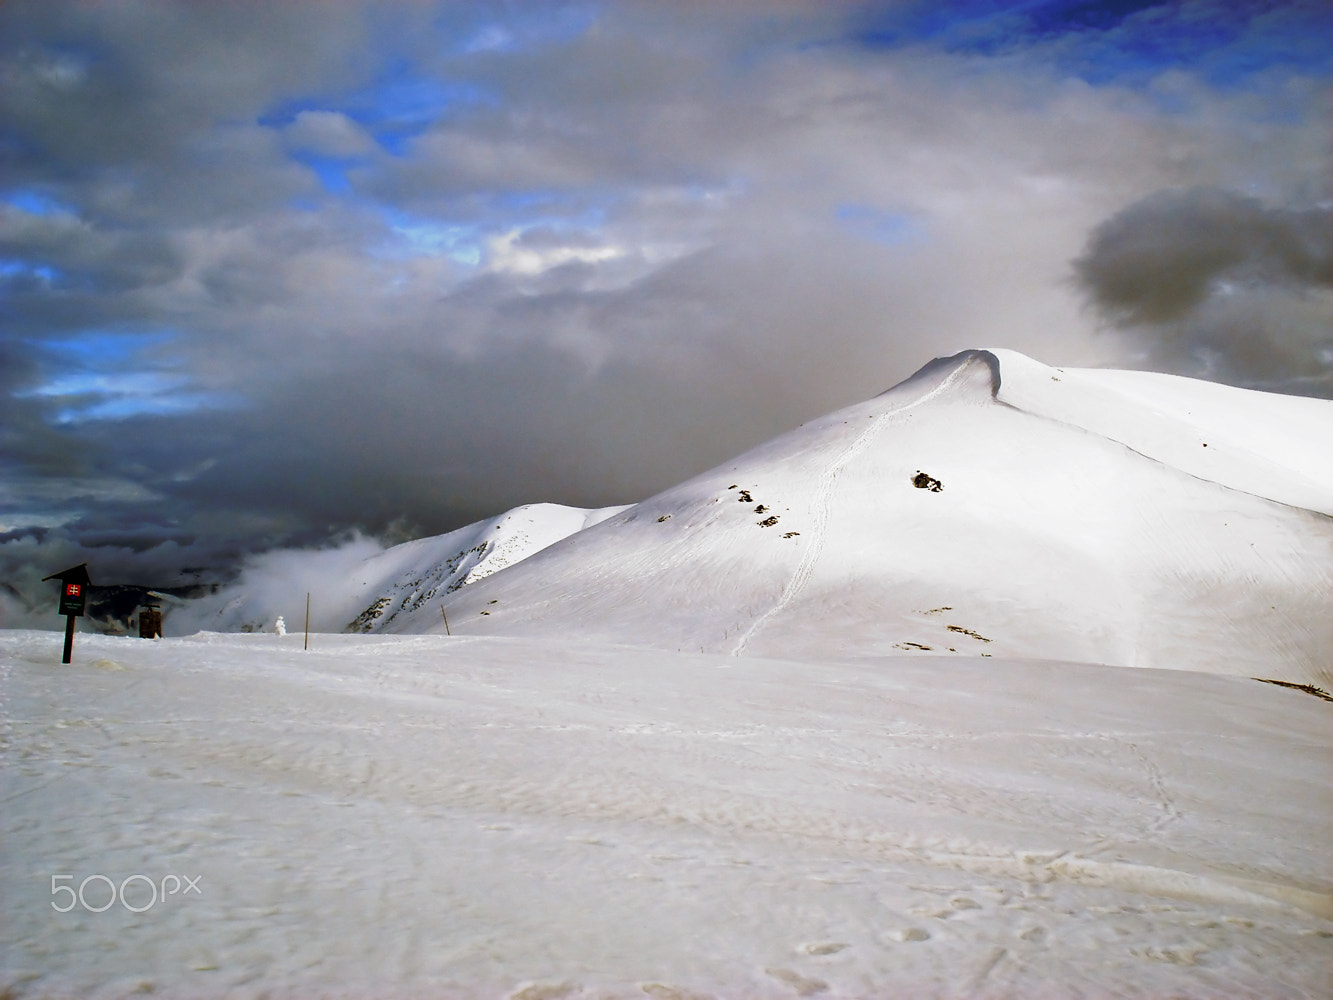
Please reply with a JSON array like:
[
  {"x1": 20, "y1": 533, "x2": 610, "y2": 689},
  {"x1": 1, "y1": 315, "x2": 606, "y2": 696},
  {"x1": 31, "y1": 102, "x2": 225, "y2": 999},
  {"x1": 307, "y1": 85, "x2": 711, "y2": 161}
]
[{"x1": 1, "y1": 0, "x2": 1329, "y2": 608}]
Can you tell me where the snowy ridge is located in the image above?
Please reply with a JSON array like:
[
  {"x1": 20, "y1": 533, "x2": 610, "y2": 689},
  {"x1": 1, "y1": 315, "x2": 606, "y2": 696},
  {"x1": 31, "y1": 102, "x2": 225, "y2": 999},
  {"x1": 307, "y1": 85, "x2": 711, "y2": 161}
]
[
  {"x1": 417, "y1": 350, "x2": 1332, "y2": 686},
  {"x1": 166, "y1": 501, "x2": 628, "y2": 636},
  {"x1": 340, "y1": 502, "x2": 629, "y2": 633},
  {"x1": 989, "y1": 348, "x2": 1333, "y2": 516}
]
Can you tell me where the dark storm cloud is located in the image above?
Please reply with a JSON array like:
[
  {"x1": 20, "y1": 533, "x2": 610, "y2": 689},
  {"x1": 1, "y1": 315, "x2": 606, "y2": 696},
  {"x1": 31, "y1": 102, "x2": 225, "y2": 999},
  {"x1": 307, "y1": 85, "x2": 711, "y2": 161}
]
[
  {"x1": 1075, "y1": 187, "x2": 1333, "y2": 394},
  {"x1": 0, "y1": 2, "x2": 376, "y2": 210},
  {"x1": 1, "y1": 0, "x2": 1329, "y2": 612},
  {"x1": 1075, "y1": 187, "x2": 1333, "y2": 324}
]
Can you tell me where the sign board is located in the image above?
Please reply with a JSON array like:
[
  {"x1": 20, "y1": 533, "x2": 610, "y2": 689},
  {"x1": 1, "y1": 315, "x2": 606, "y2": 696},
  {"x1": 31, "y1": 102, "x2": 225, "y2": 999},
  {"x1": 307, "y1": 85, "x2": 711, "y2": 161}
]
[
  {"x1": 59, "y1": 581, "x2": 88, "y2": 617},
  {"x1": 43, "y1": 563, "x2": 92, "y2": 664},
  {"x1": 44, "y1": 563, "x2": 92, "y2": 616}
]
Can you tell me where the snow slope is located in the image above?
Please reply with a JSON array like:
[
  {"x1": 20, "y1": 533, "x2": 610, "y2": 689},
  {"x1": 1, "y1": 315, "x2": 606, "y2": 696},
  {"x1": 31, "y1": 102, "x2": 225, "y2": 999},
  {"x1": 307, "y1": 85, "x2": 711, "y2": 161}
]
[
  {"x1": 2, "y1": 630, "x2": 1329, "y2": 999},
  {"x1": 403, "y1": 350, "x2": 1333, "y2": 687},
  {"x1": 167, "y1": 502, "x2": 628, "y2": 637}
]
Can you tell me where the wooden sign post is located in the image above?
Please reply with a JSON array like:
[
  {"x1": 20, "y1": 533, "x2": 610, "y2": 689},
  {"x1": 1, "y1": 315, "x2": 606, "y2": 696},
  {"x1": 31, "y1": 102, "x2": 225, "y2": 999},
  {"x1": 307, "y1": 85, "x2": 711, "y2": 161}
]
[{"x1": 42, "y1": 563, "x2": 91, "y2": 664}]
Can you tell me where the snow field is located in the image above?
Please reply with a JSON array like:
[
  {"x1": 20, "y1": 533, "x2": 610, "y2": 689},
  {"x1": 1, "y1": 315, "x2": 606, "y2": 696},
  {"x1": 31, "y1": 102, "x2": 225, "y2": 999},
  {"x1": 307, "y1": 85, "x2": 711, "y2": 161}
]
[{"x1": 2, "y1": 629, "x2": 1330, "y2": 999}]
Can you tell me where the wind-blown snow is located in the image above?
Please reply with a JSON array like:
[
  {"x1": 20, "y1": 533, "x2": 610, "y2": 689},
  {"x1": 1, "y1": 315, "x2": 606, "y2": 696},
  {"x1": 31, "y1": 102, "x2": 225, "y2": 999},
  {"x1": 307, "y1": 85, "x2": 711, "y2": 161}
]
[{"x1": 1, "y1": 630, "x2": 1329, "y2": 999}]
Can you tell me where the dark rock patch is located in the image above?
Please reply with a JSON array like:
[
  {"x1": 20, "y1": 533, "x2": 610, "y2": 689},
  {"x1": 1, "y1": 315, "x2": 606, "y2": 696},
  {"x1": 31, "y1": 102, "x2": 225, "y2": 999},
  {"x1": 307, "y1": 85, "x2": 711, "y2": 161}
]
[{"x1": 912, "y1": 471, "x2": 943, "y2": 492}]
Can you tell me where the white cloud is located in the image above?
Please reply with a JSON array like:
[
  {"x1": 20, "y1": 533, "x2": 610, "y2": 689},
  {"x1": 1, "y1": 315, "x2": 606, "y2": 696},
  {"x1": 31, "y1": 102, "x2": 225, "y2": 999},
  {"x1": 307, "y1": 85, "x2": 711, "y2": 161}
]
[
  {"x1": 283, "y1": 110, "x2": 379, "y2": 158},
  {"x1": 485, "y1": 228, "x2": 624, "y2": 275}
]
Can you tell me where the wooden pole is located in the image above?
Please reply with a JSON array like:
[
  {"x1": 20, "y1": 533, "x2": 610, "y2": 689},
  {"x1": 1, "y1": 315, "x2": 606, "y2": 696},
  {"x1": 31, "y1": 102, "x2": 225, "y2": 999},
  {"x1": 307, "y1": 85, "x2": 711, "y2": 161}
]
[
  {"x1": 304, "y1": 593, "x2": 310, "y2": 651},
  {"x1": 441, "y1": 606, "x2": 451, "y2": 636},
  {"x1": 62, "y1": 615, "x2": 76, "y2": 664}
]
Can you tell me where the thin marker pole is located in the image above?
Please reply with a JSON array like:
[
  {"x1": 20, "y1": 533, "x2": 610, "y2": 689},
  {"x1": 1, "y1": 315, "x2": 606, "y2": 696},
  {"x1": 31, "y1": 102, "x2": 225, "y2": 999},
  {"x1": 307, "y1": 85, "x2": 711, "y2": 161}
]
[
  {"x1": 304, "y1": 593, "x2": 310, "y2": 651},
  {"x1": 441, "y1": 606, "x2": 451, "y2": 636},
  {"x1": 62, "y1": 615, "x2": 76, "y2": 664}
]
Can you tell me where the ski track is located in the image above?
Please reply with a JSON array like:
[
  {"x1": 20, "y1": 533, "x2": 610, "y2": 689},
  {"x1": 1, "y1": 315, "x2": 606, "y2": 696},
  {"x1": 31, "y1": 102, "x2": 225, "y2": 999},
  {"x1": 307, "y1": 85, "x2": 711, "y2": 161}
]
[{"x1": 731, "y1": 363, "x2": 974, "y2": 656}]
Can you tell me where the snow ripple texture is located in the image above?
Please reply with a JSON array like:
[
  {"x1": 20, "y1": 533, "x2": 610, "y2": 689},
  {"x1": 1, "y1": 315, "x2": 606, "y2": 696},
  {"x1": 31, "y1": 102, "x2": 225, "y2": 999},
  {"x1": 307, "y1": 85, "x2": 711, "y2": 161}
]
[{"x1": 3, "y1": 630, "x2": 1330, "y2": 1000}]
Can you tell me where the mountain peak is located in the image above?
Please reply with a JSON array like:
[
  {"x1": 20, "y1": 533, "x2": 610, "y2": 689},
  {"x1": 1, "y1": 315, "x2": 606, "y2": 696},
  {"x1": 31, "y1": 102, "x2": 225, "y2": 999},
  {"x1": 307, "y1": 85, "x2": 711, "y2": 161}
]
[
  {"x1": 420, "y1": 350, "x2": 1332, "y2": 686},
  {"x1": 875, "y1": 347, "x2": 1002, "y2": 402}
]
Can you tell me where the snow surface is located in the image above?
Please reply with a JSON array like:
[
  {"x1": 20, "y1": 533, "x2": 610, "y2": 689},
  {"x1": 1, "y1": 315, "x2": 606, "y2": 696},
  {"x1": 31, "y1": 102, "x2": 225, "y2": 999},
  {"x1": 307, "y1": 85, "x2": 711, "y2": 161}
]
[
  {"x1": 4, "y1": 349, "x2": 1331, "y2": 998},
  {"x1": 2, "y1": 630, "x2": 1330, "y2": 999}
]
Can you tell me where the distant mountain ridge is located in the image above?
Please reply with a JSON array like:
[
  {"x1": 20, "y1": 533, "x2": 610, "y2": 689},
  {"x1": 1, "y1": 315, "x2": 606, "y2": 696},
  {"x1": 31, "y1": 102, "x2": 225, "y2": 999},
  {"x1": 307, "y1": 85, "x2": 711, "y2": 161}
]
[
  {"x1": 336, "y1": 502, "x2": 630, "y2": 633},
  {"x1": 167, "y1": 502, "x2": 628, "y2": 636}
]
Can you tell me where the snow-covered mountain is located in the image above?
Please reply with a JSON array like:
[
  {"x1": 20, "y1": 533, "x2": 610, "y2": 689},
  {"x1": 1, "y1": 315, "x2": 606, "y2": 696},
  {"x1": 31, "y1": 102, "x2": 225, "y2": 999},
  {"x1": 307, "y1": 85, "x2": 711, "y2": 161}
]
[
  {"x1": 170, "y1": 348, "x2": 1332, "y2": 687},
  {"x1": 405, "y1": 349, "x2": 1329, "y2": 686},
  {"x1": 166, "y1": 501, "x2": 628, "y2": 636}
]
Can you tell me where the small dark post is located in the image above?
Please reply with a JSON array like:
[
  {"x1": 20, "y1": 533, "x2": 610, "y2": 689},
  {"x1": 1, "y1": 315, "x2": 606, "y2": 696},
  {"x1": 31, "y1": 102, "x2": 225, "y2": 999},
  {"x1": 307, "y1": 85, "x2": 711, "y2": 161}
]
[{"x1": 42, "y1": 563, "x2": 91, "y2": 664}]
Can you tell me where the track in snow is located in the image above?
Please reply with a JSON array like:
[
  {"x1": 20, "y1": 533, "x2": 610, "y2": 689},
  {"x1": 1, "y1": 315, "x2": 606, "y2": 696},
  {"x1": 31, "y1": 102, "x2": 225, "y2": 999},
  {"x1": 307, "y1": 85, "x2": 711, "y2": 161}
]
[{"x1": 730, "y1": 362, "x2": 975, "y2": 655}]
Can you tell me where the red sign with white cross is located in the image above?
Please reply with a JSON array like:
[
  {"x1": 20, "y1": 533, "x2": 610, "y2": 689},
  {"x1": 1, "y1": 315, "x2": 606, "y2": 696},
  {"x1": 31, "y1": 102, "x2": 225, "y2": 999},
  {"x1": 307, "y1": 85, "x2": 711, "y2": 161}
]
[{"x1": 59, "y1": 581, "x2": 88, "y2": 617}]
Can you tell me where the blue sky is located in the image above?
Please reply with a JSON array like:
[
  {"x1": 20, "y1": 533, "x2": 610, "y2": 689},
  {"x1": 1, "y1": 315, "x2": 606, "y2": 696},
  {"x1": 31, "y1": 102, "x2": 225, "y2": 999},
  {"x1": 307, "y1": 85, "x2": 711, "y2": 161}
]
[
  {"x1": 0, "y1": 0, "x2": 1328, "y2": 591},
  {"x1": 855, "y1": 0, "x2": 1333, "y2": 83}
]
